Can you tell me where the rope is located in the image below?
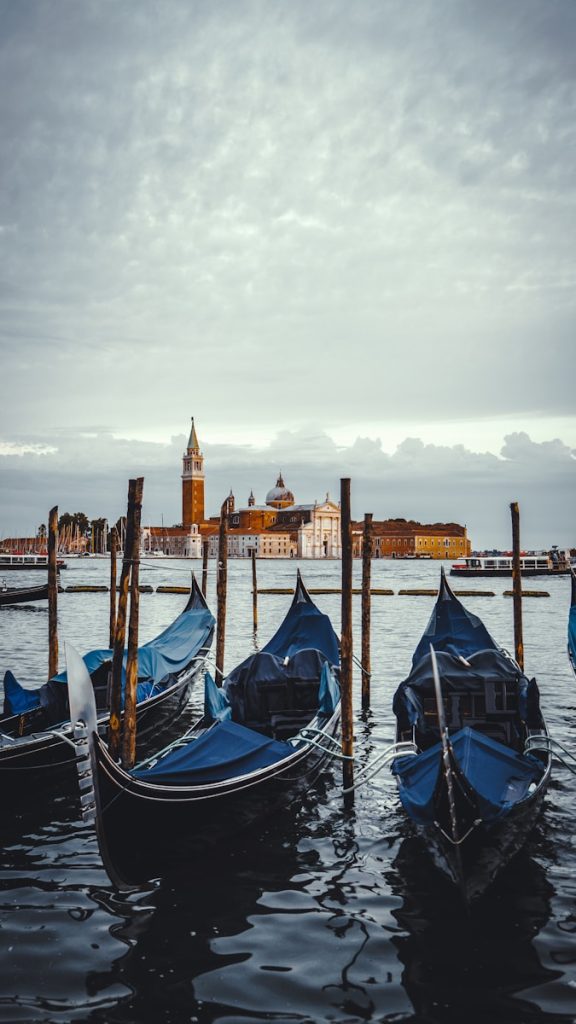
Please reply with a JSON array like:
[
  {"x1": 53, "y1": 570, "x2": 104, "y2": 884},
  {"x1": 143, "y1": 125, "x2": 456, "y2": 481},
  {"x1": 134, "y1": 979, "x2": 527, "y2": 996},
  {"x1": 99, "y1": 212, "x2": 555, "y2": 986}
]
[
  {"x1": 342, "y1": 741, "x2": 417, "y2": 794},
  {"x1": 525, "y1": 733, "x2": 576, "y2": 776},
  {"x1": 352, "y1": 654, "x2": 371, "y2": 679}
]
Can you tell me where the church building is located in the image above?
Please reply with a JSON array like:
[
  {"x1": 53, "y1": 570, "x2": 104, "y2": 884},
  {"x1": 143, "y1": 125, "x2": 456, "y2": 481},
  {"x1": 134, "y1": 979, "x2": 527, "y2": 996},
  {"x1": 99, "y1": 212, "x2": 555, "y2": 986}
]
[
  {"x1": 140, "y1": 417, "x2": 470, "y2": 560},
  {"x1": 141, "y1": 418, "x2": 342, "y2": 559}
]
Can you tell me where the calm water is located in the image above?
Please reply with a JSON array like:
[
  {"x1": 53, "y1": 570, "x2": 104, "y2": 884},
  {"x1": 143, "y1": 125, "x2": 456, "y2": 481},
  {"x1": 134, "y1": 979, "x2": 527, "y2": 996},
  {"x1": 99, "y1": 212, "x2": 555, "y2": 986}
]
[{"x1": 1, "y1": 557, "x2": 575, "y2": 1024}]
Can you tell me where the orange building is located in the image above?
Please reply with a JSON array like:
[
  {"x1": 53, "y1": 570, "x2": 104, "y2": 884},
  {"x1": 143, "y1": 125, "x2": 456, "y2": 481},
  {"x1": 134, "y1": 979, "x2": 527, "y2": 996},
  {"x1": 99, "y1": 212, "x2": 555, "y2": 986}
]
[
  {"x1": 181, "y1": 418, "x2": 205, "y2": 528},
  {"x1": 352, "y1": 518, "x2": 471, "y2": 560}
]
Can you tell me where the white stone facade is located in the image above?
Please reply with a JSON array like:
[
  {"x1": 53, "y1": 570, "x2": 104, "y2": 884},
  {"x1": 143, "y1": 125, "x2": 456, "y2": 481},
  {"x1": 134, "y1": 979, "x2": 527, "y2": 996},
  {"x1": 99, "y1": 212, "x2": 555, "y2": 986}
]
[{"x1": 297, "y1": 501, "x2": 341, "y2": 558}]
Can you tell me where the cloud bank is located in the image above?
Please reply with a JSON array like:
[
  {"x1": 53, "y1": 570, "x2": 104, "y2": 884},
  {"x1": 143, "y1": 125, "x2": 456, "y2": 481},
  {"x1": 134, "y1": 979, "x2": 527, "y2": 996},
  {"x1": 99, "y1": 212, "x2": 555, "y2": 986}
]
[{"x1": 0, "y1": 427, "x2": 573, "y2": 549}]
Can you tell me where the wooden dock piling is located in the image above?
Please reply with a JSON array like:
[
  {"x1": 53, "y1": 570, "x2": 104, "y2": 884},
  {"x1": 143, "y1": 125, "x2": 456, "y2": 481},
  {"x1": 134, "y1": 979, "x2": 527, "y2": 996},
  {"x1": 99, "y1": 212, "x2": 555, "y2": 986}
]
[
  {"x1": 251, "y1": 547, "x2": 258, "y2": 632},
  {"x1": 48, "y1": 506, "x2": 59, "y2": 679},
  {"x1": 361, "y1": 513, "x2": 373, "y2": 711},
  {"x1": 510, "y1": 501, "x2": 524, "y2": 671},
  {"x1": 109, "y1": 526, "x2": 117, "y2": 648},
  {"x1": 340, "y1": 478, "x2": 354, "y2": 792},
  {"x1": 215, "y1": 500, "x2": 228, "y2": 684},
  {"x1": 109, "y1": 480, "x2": 137, "y2": 761},
  {"x1": 201, "y1": 538, "x2": 209, "y2": 598},
  {"x1": 121, "y1": 476, "x2": 144, "y2": 770}
]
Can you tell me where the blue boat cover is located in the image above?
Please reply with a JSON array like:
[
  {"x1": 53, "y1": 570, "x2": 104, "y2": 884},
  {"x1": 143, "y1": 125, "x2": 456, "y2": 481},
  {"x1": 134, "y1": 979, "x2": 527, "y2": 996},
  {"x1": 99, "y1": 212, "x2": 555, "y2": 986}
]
[
  {"x1": 262, "y1": 579, "x2": 340, "y2": 666},
  {"x1": 569, "y1": 571, "x2": 576, "y2": 672},
  {"x1": 392, "y1": 726, "x2": 544, "y2": 825},
  {"x1": 223, "y1": 648, "x2": 336, "y2": 727},
  {"x1": 411, "y1": 570, "x2": 498, "y2": 667},
  {"x1": 2, "y1": 587, "x2": 215, "y2": 721},
  {"x1": 133, "y1": 718, "x2": 295, "y2": 785},
  {"x1": 393, "y1": 647, "x2": 542, "y2": 738},
  {"x1": 2, "y1": 671, "x2": 40, "y2": 715}
]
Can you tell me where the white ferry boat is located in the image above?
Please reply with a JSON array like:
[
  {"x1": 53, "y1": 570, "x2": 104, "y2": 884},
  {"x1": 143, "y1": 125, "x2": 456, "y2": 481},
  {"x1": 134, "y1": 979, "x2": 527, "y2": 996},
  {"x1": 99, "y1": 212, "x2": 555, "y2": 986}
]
[
  {"x1": 0, "y1": 553, "x2": 67, "y2": 571},
  {"x1": 450, "y1": 551, "x2": 572, "y2": 578}
]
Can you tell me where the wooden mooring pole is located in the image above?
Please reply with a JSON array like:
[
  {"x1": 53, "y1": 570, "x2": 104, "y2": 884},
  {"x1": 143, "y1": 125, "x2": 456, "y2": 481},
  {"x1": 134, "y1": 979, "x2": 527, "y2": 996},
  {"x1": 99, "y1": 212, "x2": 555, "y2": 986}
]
[
  {"x1": 109, "y1": 526, "x2": 118, "y2": 649},
  {"x1": 48, "y1": 506, "x2": 59, "y2": 679},
  {"x1": 201, "y1": 538, "x2": 209, "y2": 598},
  {"x1": 340, "y1": 478, "x2": 354, "y2": 793},
  {"x1": 510, "y1": 501, "x2": 524, "y2": 671},
  {"x1": 109, "y1": 480, "x2": 137, "y2": 761},
  {"x1": 121, "y1": 477, "x2": 143, "y2": 770},
  {"x1": 215, "y1": 500, "x2": 228, "y2": 684},
  {"x1": 251, "y1": 547, "x2": 258, "y2": 632},
  {"x1": 361, "y1": 512, "x2": 373, "y2": 710}
]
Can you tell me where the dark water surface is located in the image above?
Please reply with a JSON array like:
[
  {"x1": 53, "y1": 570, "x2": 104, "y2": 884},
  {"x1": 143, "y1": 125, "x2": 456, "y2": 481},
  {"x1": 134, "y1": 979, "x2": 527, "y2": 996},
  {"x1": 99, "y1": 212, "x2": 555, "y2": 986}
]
[{"x1": 1, "y1": 558, "x2": 575, "y2": 1024}]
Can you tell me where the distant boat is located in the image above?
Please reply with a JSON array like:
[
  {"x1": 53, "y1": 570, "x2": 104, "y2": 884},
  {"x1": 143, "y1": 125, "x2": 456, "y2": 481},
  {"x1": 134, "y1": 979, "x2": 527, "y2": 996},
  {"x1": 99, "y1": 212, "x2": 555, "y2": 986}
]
[
  {"x1": 391, "y1": 569, "x2": 551, "y2": 903},
  {"x1": 569, "y1": 568, "x2": 576, "y2": 676},
  {"x1": 0, "y1": 553, "x2": 67, "y2": 571},
  {"x1": 450, "y1": 551, "x2": 572, "y2": 578},
  {"x1": 0, "y1": 581, "x2": 50, "y2": 607}
]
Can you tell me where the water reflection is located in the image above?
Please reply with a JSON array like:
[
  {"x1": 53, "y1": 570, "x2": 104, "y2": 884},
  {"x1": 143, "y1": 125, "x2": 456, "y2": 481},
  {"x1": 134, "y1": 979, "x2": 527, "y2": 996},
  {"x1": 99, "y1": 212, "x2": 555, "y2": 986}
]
[{"x1": 388, "y1": 835, "x2": 569, "y2": 1024}]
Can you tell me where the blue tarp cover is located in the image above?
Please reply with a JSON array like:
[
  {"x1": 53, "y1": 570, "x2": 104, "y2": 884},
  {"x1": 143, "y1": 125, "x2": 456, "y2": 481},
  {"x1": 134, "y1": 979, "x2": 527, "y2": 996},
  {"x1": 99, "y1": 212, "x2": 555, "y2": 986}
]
[
  {"x1": 3, "y1": 590, "x2": 215, "y2": 719},
  {"x1": 393, "y1": 648, "x2": 541, "y2": 736},
  {"x1": 392, "y1": 726, "x2": 544, "y2": 825},
  {"x1": 133, "y1": 718, "x2": 294, "y2": 785},
  {"x1": 262, "y1": 586, "x2": 340, "y2": 666},
  {"x1": 569, "y1": 573, "x2": 576, "y2": 670},
  {"x1": 411, "y1": 572, "x2": 498, "y2": 667},
  {"x1": 223, "y1": 648, "x2": 335, "y2": 726},
  {"x1": 2, "y1": 671, "x2": 40, "y2": 715}
]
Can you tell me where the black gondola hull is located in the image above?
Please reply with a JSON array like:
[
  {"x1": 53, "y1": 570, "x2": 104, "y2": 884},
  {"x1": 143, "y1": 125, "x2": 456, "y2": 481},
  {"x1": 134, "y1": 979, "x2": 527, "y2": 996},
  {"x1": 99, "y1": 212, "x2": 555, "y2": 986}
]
[
  {"x1": 89, "y1": 708, "x2": 341, "y2": 887},
  {"x1": 0, "y1": 584, "x2": 50, "y2": 606},
  {"x1": 416, "y1": 765, "x2": 550, "y2": 903}
]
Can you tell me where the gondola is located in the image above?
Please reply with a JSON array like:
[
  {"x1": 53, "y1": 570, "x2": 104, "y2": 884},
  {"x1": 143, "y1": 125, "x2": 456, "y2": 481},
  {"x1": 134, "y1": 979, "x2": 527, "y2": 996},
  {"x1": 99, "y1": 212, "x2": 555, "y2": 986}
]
[
  {"x1": 569, "y1": 568, "x2": 576, "y2": 676},
  {"x1": 0, "y1": 575, "x2": 215, "y2": 787},
  {"x1": 391, "y1": 569, "x2": 551, "y2": 902},
  {"x1": 66, "y1": 572, "x2": 341, "y2": 887},
  {"x1": 0, "y1": 581, "x2": 50, "y2": 606}
]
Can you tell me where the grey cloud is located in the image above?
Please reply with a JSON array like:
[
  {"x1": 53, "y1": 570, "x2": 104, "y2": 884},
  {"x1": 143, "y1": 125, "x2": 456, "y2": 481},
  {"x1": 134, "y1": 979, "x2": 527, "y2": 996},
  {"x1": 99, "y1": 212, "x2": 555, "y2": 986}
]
[
  {"x1": 1, "y1": 427, "x2": 574, "y2": 549},
  {"x1": 0, "y1": 1, "x2": 575, "y2": 484}
]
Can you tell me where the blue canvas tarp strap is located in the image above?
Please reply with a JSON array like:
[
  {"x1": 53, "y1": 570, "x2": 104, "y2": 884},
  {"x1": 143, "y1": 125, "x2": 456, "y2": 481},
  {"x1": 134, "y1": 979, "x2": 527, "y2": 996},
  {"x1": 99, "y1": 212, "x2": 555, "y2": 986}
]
[
  {"x1": 204, "y1": 671, "x2": 232, "y2": 722},
  {"x1": 318, "y1": 662, "x2": 340, "y2": 716},
  {"x1": 133, "y1": 718, "x2": 294, "y2": 785}
]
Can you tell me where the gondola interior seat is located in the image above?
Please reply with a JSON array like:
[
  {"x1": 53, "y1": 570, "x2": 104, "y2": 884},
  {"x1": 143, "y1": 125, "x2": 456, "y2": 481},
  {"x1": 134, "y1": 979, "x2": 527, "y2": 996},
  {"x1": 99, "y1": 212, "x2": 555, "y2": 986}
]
[{"x1": 224, "y1": 648, "x2": 330, "y2": 739}]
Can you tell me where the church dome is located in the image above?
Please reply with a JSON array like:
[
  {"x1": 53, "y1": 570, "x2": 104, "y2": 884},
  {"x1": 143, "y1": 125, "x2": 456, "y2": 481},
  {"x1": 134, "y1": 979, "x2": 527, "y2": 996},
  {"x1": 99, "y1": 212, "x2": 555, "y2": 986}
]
[{"x1": 265, "y1": 473, "x2": 295, "y2": 509}]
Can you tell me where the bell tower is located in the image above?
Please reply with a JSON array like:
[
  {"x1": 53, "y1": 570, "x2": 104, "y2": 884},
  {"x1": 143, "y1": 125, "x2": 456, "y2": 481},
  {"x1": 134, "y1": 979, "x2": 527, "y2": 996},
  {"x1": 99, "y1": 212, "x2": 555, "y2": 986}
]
[{"x1": 182, "y1": 417, "x2": 205, "y2": 527}]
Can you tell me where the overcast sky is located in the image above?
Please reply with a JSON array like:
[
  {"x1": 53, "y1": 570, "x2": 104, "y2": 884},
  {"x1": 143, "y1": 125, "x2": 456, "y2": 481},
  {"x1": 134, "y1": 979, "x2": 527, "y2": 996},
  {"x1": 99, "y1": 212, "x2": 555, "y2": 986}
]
[{"x1": 0, "y1": 0, "x2": 574, "y2": 547}]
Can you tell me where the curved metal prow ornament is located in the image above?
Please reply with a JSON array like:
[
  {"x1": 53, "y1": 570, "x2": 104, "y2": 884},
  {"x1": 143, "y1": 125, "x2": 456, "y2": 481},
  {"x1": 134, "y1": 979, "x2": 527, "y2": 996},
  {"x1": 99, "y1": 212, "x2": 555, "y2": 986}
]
[{"x1": 430, "y1": 647, "x2": 461, "y2": 864}]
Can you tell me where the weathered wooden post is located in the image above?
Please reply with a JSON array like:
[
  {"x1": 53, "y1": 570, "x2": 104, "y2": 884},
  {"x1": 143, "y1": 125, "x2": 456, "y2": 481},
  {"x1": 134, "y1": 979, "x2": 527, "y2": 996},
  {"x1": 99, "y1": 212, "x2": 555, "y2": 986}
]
[
  {"x1": 361, "y1": 512, "x2": 373, "y2": 710},
  {"x1": 251, "y1": 546, "x2": 258, "y2": 632},
  {"x1": 108, "y1": 480, "x2": 137, "y2": 760},
  {"x1": 340, "y1": 478, "x2": 354, "y2": 792},
  {"x1": 201, "y1": 538, "x2": 209, "y2": 597},
  {"x1": 109, "y1": 526, "x2": 118, "y2": 649},
  {"x1": 510, "y1": 501, "x2": 524, "y2": 671},
  {"x1": 48, "y1": 506, "x2": 59, "y2": 679},
  {"x1": 215, "y1": 500, "x2": 228, "y2": 684},
  {"x1": 121, "y1": 477, "x2": 144, "y2": 769}
]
